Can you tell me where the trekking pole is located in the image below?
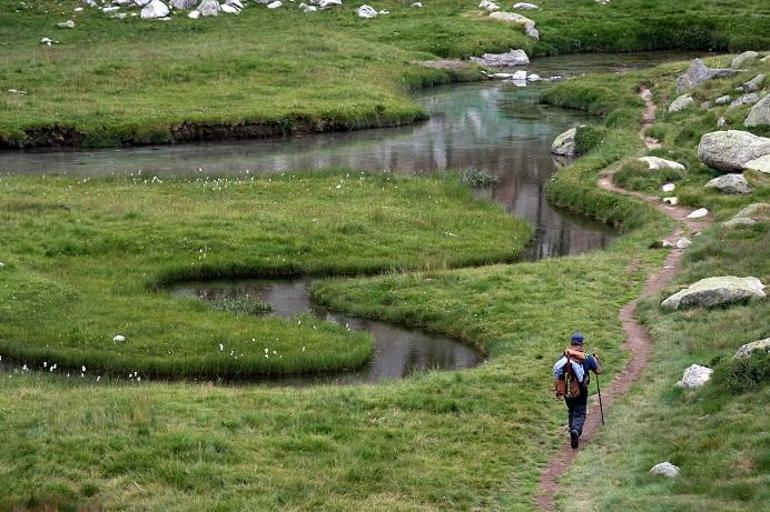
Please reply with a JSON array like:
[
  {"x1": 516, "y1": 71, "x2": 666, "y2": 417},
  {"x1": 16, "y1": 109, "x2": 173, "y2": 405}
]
[{"x1": 596, "y1": 374, "x2": 605, "y2": 426}]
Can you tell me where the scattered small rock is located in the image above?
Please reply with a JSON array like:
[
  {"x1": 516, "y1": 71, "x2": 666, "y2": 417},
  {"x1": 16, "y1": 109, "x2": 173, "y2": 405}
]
[
  {"x1": 676, "y1": 364, "x2": 713, "y2": 389},
  {"x1": 715, "y1": 95, "x2": 732, "y2": 105},
  {"x1": 527, "y1": 73, "x2": 541, "y2": 81},
  {"x1": 668, "y1": 94, "x2": 694, "y2": 113},
  {"x1": 734, "y1": 338, "x2": 770, "y2": 359},
  {"x1": 317, "y1": 0, "x2": 342, "y2": 8},
  {"x1": 717, "y1": 116, "x2": 728, "y2": 128},
  {"x1": 356, "y1": 4, "x2": 377, "y2": 17},
  {"x1": 662, "y1": 196, "x2": 678, "y2": 205},
  {"x1": 410, "y1": 1, "x2": 422, "y2": 7},
  {"x1": 299, "y1": 3, "x2": 317, "y2": 12},
  {"x1": 729, "y1": 93, "x2": 760, "y2": 109},
  {"x1": 687, "y1": 208, "x2": 709, "y2": 219},
  {"x1": 470, "y1": 49, "x2": 530, "y2": 67},
  {"x1": 650, "y1": 462, "x2": 680, "y2": 478},
  {"x1": 57, "y1": 19, "x2": 75, "y2": 29},
  {"x1": 638, "y1": 156, "x2": 686, "y2": 171},
  {"x1": 705, "y1": 173, "x2": 752, "y2": 194},
  {"x1": 731, "y1": 50, "x2": 759, "y2": 69},
  {"x1": 675, "y1": 237, "x2": 691, "y2": 249},
  {"x1": 479, "y1": 0, "x2": 499, "y2": 12},
  {"x1": 661, "y1": 275, "x2": 766, "y2": 311},
  {"x1": 39, "y1": 37, "x2": 59, "y2": 45},
  {"x1": 196, "y1": 0, "x2": 219, "y2": 16},
  {"x1": 267, "y1": 0, "x2": 282, "y2": 8},
  {"x1": 113, "y1": 335, "x2": 126, "y2": 343},
  {"x1": 662, "y1": 183, "x2": 676, "y2": 193},
  {"x1": 188, "y1": 9, "x2": 200, "y2": 17},
  {"x1": 513, "y1": 2, "x2": 539, "y2": 9},
  {"x1": 743, "y1": 74, "x2": 766, "y2": 92}
]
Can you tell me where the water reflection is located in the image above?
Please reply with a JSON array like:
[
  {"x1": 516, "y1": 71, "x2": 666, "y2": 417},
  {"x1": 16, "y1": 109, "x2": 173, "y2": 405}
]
[{"x1": 172, "y1": 278, "x2": 482, "y2": 385}]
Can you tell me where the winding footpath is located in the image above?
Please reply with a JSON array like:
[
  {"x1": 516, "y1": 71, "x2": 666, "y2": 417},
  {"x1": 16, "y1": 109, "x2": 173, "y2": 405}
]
[{"x1": 534, "y1": 86, "x2": 713, "y2": 511}]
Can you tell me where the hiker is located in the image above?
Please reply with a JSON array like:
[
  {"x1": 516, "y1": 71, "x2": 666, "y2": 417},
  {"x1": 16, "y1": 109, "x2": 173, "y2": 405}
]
[{"x1": 552, "y1": 331, "x2": 602, "y2": 449}]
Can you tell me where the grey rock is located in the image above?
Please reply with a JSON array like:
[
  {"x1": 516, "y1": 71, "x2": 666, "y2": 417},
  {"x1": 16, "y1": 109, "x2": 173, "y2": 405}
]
[
  {"x1": 187, "y1": 9, "x2": 199, "y2": 17},
  {"x1": 140, "y1": 0, "x2": 169, "y2": 18},
  {"x1": 705, "y1": 173, "x2": 752, "y2": 194},
  {"x1": 221, "y1": 3, "x2": 240, "y2": 13},
  {"x1": 638, "y1": 156, "x2": 686, "y2": 170},
  {"x1": 551, "y1": 127, "x2": 577, "y2": 157},
  {"x1": 662, "y1": 182, "x2": 676, "y2": 193},
  {"x1": 746, "y1": 95, "x2": 770, "y2": 127},
  {"x1": 698, "y1": 130, "x2": 770, "y2": 172},
  {"x1": 732, "y1": 51, "x2": 759, "y2": 69},
  {"x1": 410, "y1": 1, "x2": 422, "y2": 7},
  {"x1": 744, "y1": 74, "x2": 766, "y2": 92},
  {"x1": 717, "y1": 116, "x2": 728, "y2": 128},
  {"x1": 479, "y1": 0, "x2": 499, "y2": 11},
  {"x1": 266, "y1": 0, "x2": 281, "y2": 7},
  {"x1": 650, "y1": 462, "x2": 680, "y2": 478},
  {"x1": 317, "y1": 0, "x2": 342, "y2": 8},
  {"x1": 197, "y1": 0, "x2": 219, "y2": 15},
  {"x1": 356, "y1": 4, "x2": 377, "y2": 17},
  {"x1": 57, "y1": 19, "x2": 75, "y2": 28},
  {"x1": 734, "y1": 338, "x2": 770, "y2": 359},
  {"x1": 299, "y1": 3, "x2": 317, "y2": 12},
  {"x1": 675, "y1": 237, "x2": 691, "y2": 249},
  {"x1": 715, "y1": 95, "x2": 732, "y2": 105},
  {"x1": 745, "y1": 154, "x2": 770, "y2": 174},
  {"x1": 729, "y1": 93, "x2": 760, "y2": 109},
  {"x1": 661, "y1": 276, "x2": 766, "y2": 311},
  {"x1": 676, "y1": 59, "x2": 737, "y2": 93},
  {"x1": 668, "y1": 94, "x2": 694, "y2": 113},
  {"x1": 662, "y1": 196, "x2": 678, "y2": 205},
  {"x1": 470, "y1": 49, "x2": 530, "y2": 67},
  {"x1": 513, "y1": 2, "x2": 539, "y2": 9},
  {"x1": 687, "y1": 208, "x2": 709, "y2": 219},
  {"x1": 170, "y1": 0, "x2": 196, "y2": 9},
  {"x1": 676, "y1": 364, "x2": 713, "y2": 389},
  {"x1": 723, "y1": 203, "x2": 770, "y2": 228},
  {"x1": 134, "y1": 0, "x2": 152, "y2": 6}
]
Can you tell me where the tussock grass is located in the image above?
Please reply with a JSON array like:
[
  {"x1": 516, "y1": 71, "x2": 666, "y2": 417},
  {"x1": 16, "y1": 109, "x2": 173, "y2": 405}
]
[{"x1": 0, "y1": 172, "x2": 528, "y2": 378}]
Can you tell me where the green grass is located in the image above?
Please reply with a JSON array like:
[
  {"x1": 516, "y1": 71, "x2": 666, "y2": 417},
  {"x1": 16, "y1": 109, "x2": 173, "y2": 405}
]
[
  {"x1": 2, "y1": 0, "x2": 770, "y2": 147},
  {"x1": 0, "y1": 171, "x2": 529, "y2": 379},
  {"x1": 547, "y1": 54, "x2": 770, "y2": 511}
]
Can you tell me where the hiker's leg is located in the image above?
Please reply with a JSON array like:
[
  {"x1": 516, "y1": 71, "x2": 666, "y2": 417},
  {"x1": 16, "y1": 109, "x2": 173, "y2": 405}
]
[
  {"x1": 571, "y1": 391, "x2": 589, "y2": 436},
  {"x1": 565, "y1": 397, "x2": 575, "y2": 431}
]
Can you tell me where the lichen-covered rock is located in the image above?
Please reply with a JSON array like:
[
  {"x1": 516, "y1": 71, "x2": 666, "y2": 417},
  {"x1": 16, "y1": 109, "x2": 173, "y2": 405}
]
[
  {"x1": 676, "y1": 59, "x2": 736, "y2": 92},
  {"x1": 698, "y1": 130, "x2": 770, "y2": 172},
  {"x1": 745, "y1": 95, "x2": 770, "y2": 127},
  {"x1": 638, "y1": 156, "x2": 686, "y2": 170},
  {"x1": 734, "y1": 338, "x2": 770, "y2": 359},
  {"x1": 704, "y1": 173, "x2": 752, "y2": 194},
  {"x1": 650, "y1": 462, "x2": 680, "y2": 478},
  {"x1": 551, "y1": 127, "x2": 577, "y2": 157},
  {"x1": 470, "y1": 49, "x2": 530, "y2": 67},
  {"x1": 676, "y1": 364, "x2": 713, "y2": 389},
  {"x1": 723, "y1": 203, "x2": 770, "y2": 227},
  {"x1": 732, "y1": 50, "x2": 759, "y2": 69},
  {"x1": 729, "y1": 93, "x2": 760, "y2": 109},
  {"x1": 661, "y1": 276, "x2": 766, "y2": 311},
  {"x1": 668, "y1": 94, "x2": 694, "y2": 113},
  {"x1": 744, "y1": 74, "x2": 766, "y2": 92}
]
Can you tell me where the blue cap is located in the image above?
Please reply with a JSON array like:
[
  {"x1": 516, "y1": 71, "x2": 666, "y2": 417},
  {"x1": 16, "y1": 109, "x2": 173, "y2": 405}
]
[{"x1": 570, "y1": 331, "x2": 584, "y2": 345}]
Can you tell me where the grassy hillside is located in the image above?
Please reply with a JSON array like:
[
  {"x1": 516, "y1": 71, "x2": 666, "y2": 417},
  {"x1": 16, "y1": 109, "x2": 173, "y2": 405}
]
[{"x1": 1, "y1": 0, "x2": 770, "y2": 147}]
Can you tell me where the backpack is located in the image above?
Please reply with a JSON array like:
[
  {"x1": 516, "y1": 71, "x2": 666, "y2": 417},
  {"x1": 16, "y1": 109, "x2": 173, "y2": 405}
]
[{"x1": 554, "y1": 348, "x2": 586, "y2": 399}]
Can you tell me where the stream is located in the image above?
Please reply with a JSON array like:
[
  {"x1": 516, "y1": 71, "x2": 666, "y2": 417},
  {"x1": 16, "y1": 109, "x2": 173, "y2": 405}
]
[{"x1": 0, "y1": 51, "x2": 699, "y2": 384}]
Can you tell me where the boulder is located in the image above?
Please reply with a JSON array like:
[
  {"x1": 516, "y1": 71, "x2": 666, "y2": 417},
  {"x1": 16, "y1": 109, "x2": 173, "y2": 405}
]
[
  {"x1": 745, "y1": 155, "x2": 770, "y2": 174},
  {"x1": 266, "y1": 0, "x2": 281, "y2": 8},
  {"x1": 170, "y1": 0, "x2": 196, "y2": 8},
  {"x1": 479, "y1": 0, "x2": 499, "y2": 11},
  {"x1": 140, "y1": 0, "x2": 169, "y2": 18},
  {"x1": 697, "y1": 130, "x2": 770, "y2": 172},
  {"x1": 676, "y1": 59, "x2": 737, "y2": 92},
  {"x1": 668, "y1": 94, "x2": 694, "y2": 113},
  {"x1": 745, "y1": 95, "x2": 770, "y2": 127},
  {"x1": 299, "y1": 3, "x2": 317, "y2": 12},
  {"x1": 489, "y1": 11, "x2": 534, "y2": 28},
  {"x1": 744, "y1": 74, "x2": 766, "y2": 92},
  {"x1": 662, "y1": 183, "x2": 676, "y2": 193},
  {"x1": 704, "y1": 174, "x2": 752, "y2": 194},
  {"x1": 723, "y1": 202, "x2": 770, "y2": 227},
  {"x1": 513, "y1": 2, "x2": 539, "y2": 9},
  {"x1": 638, "y1": 156, "x2": 686, "y2": 171},
  {"x1": 675, "y1": 237, "x2": 691, "y2": 249},
  {"x1": 661, "y1": 276, "x2": 766, "y2": 311},
  {"x1": 687, "y1": 208, "x2": 709, "y2": 219},
  {"x1": 356, "y1": 4, "x2": 377, "y2": 17},
  {"x1": 57, "y1": 19, "x2": 75, "y2": 28},
  {"x1": 221, "y1": 3, "x2": 240, "y2": 13},
  {"x1": 732, "y1": 51, "x2": 759, "y2": 69},
  {"x1": 715, "y1": 95, "x2": 732, "y2": 105},
  {"x1": 197, "y1": 0, "x2": 218, "y2": 15},
  {"x1": 734, "y1": 338, "x2": 770, "y2": 359},
  {"x1": 317, "y1": 0, "x2": 341, "y2": 8},
  {"x1": 470, "y1": 49, "x2": 530, "y2": 67},
  {"x1": 650, "y1": 462, "x2": 680, "y2": 478},
  {"x1": 135, "y1": 0, "x2": 152, "y2": 6},
  {"x1": 730, "y1": 93, "x2": 760, "y2": 109},
  {"x1": 676, "y1": 364, "x2": 713, "y2": 389},
  {"x1": 527, "y1": 73, "x2": 541, "y2": 81},
  {"x1": 551, "y1": 127, "x2": 577, "y2": 157},
  {"x1": 188, "y1": 9, "x2": 200, "y2": 17},
  {"x1": 525, "y1": 25, "x2": 539, "y2": 40}
]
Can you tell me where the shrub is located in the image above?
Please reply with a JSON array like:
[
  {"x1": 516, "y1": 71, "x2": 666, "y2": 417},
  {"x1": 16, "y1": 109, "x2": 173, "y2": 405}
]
[
  {"x1": 461, "y1": 168, "x2": 499, "y2": 188},
  {"x1": 715, "y1": 352, "x2": 770, "y2": 394},
  {"x1": 575, "y1": 125, "x2": 606, "y2": 155},
  {"x1": 614, "y1": 160, "x2": 685, "y2": 193}
]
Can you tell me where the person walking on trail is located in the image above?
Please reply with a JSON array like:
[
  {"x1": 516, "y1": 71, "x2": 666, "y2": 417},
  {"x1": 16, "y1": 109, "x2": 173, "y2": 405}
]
[{"x1": 552, "y1": 331, "x2": 602, "y2": 450}]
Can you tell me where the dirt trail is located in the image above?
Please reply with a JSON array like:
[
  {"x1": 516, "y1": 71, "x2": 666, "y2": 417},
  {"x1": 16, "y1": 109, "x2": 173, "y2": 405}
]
[{"x1": 534, "y1": 86, "x2": 713, "y2": 511}]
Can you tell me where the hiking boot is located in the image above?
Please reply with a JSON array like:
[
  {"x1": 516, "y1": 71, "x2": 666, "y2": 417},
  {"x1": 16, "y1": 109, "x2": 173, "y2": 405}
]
[{"x1": 570, "y1": 429, "x2": 579, "y2": 450}]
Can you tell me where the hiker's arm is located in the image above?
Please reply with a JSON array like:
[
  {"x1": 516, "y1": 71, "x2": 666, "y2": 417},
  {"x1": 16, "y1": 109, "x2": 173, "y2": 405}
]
[{"x1": 592, "y1": 354, "x2": 603, "y2": 375}]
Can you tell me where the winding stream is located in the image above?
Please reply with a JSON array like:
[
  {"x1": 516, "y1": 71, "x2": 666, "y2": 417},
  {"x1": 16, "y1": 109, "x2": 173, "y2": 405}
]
[{"x1": 0, "y1": 52, "x2": 698, "y2": 384}]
